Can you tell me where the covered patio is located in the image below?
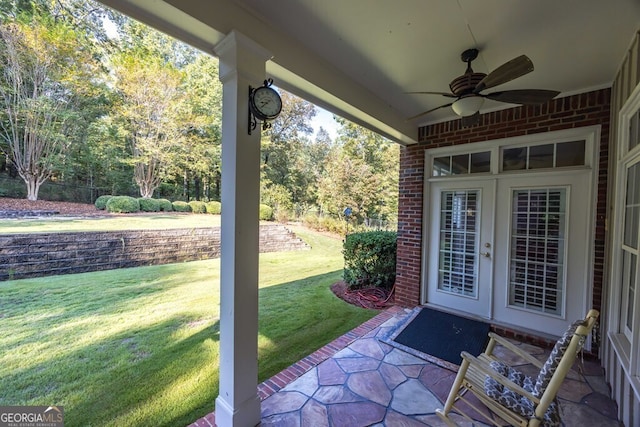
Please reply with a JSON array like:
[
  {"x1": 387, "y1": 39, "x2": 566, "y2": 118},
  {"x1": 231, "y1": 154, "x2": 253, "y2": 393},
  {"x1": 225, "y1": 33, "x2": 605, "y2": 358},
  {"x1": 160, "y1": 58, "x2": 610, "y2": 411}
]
[
  {"x1": 190, "y1": 306, "x2": 618, "y2": 426},
  {"x1": 95, "y1": 1, "x2": 640, "y2": 425}
]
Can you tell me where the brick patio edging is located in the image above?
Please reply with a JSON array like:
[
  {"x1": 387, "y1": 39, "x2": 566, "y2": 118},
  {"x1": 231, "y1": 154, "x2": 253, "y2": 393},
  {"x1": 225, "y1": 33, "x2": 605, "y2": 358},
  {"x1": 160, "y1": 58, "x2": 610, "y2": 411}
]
[{"x1": 188, "y1": 305, "x2": 405, "y2": 427}]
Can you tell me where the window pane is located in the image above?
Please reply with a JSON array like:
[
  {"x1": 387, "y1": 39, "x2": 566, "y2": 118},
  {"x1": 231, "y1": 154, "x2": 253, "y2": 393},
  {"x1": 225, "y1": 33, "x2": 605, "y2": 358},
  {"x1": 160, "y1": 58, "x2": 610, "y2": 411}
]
[
  {"x1": 451, "y1": 154, "x2": 469, "y2": 174},
  {"x1": 630, "y1": 110, "x2": 640, "y2": 152},
  {"x1": 433, "y1": 156, "x2": 451, "y2": 176},
  {"x1": 509, "y1": 188, "x2": 566, "y2": 315},
  {"x1": 470, "y1": 151, "x2": 491, "y2": 173},
  {"x1": 503, "y1": 147, "x2": 526, "y2": 171},
  {"x1": 556, "y1": 140, "x2": 586, "y2": 167},
  {"x1": 529, "y1": 144, "x2": 554, "y2": 169},
  {"x1": 624, "y1": 251, "x2": 637, "y2": 332},
  {"x1": 438, "y1": 190, "x2": 478, "y2": 297},
  {"x1": 624, "y1": 163, "x2": 640, "y2": 249}
]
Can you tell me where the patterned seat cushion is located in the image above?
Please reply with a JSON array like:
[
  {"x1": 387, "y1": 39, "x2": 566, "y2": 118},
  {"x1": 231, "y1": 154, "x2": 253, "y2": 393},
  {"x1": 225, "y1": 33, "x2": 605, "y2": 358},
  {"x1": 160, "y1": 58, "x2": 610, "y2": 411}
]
[
  {"x1": 484, "y1": 361, "x2": 560, "y2": 426},
  {"x1": 533, "y1": 321, "x2": 582, "y2": 397}
]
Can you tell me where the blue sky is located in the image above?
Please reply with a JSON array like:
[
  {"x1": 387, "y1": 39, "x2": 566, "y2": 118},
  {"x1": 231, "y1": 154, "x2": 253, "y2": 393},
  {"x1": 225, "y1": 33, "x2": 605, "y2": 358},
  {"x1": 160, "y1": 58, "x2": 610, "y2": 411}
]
[{"x1": 310, "y1": 107, "x2": 340, "y2": 140}]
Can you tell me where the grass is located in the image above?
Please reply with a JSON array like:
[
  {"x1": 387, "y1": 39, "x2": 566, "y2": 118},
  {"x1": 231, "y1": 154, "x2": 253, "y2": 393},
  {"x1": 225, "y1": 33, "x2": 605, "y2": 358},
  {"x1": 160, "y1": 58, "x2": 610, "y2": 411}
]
[
  {"x1": 0, "y1": 213, "x2": 221, "y2": 233},
  {"x1": 0, "y1": 227, "x2": 377, "y2": 426}
]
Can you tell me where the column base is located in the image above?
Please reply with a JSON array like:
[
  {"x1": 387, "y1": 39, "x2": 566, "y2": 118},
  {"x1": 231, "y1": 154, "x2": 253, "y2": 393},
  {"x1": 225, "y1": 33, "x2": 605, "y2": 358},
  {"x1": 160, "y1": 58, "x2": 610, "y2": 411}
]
[{"x1": 215, "y1": 394, "x2": 261, "y2": 427}]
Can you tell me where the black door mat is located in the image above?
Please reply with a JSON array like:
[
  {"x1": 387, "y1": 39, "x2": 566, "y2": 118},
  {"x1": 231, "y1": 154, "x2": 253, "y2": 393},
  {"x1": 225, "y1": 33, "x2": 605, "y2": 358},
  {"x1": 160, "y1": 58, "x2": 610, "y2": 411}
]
[{"x1": 381, "y1": 307, "x2": 491, "y2": 371}]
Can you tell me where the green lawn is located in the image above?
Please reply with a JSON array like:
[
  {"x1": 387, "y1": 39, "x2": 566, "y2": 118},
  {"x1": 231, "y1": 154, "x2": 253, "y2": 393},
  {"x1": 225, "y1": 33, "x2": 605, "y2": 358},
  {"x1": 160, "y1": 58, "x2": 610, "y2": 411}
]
[
  {"x1": 0, "y1": 227, "x2": 377, "y2": 426},
  {"x1": 0, "y1": 213, "x2": 221, "y2": 233}
]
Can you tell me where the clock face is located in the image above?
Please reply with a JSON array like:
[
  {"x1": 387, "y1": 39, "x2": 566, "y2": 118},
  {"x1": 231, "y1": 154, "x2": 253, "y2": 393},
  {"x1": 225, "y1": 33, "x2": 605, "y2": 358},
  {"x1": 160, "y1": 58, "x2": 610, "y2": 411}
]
[{"x1": 251, "y1": 86, "x2": 282, "y2": 120}]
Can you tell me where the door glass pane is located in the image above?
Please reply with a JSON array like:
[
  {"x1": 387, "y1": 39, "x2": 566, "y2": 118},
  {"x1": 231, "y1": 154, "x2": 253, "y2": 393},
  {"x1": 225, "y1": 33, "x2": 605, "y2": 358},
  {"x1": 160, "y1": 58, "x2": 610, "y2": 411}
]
[
  {"x1": 624, "y1": 163, "x2": 640, "y2": 249},
  {"x1": 509, "y1": 188, "x2": 566, "y2": 315},
  {"x1": 438, "y1": 190, "x2": 478, "y2": 297}
]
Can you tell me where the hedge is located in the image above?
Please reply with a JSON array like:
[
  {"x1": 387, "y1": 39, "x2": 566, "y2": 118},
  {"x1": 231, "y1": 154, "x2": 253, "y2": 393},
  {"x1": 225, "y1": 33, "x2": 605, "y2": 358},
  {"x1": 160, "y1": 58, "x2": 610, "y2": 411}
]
[
  {"x1": 138, "y1": 198, "x2": 160, "y2": 212},
  {"x1": 106, "y1": 196, "x2": 140, "y2": 213},
  {"x1": 172, "y1": 201, "x2": 191, "y2": 212},
  {"x1": 259, "y1": 204, "x2": 274, "y2": 221},
  {"x1": 94, "y1": 195, "x2": 113, "y2": 210},
  {"x1": 157, "y1": 199, "x2": 173, "y2": 212},
  {"x1": 343, "y1": 230, "x2": 397, "y2": 290},
  {"x1": 188, "y1": 200, "x2": 207, "y2": 214},
  {"x1": 206, "y1": 201, "x2": 221, "y2": 215}
]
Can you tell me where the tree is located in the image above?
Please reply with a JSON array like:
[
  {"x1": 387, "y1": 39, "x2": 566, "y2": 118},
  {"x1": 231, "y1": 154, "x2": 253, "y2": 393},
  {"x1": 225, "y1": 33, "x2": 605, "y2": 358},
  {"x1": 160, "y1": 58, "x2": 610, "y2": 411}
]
[
  {"x1": 317, "y1": 148, "x2": 379, "y2": 221},
  {"x1": 317, "y1": 120, "x2": 399, "y2": 223},
  {"x1": 261, "y1": 91, "x2": 317, "y2": 210},
  {"x1": 0, "y1": 14, "x2": 98, "y2": 200},
  {"x1": 110, "y1": 48, "x2": 185, "y2": 198},
  {"x1": 178, "y1": 54, "x2": 223, "y2": 201}
]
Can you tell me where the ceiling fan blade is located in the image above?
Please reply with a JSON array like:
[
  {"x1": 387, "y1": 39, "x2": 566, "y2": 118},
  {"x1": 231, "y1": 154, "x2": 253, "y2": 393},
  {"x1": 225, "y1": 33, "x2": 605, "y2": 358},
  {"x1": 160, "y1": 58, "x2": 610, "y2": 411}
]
[
  {"x1": 474, "y1": 55, "x2": 534, "y2": 93},
  {"x1": 484, "y1": 89, "x2": 560, "y2": 105},
  {"x1": 461, "y1": 112, "x2": 480, "y2": 128},
  {"x1": 406, "y1": 102, "x2": 453, "y2": 121},
  {"x1": 406, "y1": 91, "x2": 457, "y2": 98}
]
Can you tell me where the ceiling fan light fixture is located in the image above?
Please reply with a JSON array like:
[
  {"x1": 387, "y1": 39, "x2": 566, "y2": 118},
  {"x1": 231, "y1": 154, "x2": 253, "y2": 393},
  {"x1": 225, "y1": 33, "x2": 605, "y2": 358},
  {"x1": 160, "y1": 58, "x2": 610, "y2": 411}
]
[{"x1": 452, "y1": 96, "x2": 484, "y2": 117}]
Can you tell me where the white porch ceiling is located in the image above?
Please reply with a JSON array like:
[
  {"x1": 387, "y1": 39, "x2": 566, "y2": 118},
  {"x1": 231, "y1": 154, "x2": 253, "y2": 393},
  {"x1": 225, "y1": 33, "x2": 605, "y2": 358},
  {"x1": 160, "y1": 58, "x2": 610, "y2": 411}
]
[{"x1": 98, "y1": 0, "x2": 640, "y2": 145}]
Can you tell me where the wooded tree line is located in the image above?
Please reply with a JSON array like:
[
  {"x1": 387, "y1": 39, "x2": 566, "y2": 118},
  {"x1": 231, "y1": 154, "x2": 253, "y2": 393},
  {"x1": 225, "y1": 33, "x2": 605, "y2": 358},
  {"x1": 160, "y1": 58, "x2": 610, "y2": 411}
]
[{"x1": 0, "y1": 0, "x2": 398, "y2": 223}]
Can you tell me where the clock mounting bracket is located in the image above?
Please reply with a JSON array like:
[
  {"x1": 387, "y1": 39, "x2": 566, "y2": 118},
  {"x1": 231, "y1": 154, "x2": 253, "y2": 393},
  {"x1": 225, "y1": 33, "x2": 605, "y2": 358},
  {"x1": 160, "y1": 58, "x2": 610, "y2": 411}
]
[{"x1": 248, "y1": 78, "x2": 282, "y2": 135}]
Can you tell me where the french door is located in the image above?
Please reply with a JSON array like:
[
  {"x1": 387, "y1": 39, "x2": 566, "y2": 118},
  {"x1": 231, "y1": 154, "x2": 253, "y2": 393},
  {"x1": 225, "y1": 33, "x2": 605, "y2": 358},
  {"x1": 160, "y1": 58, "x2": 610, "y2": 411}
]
[
  {"x1": 426, "y1": 172, "x2": 591, "y2": 336},
  {"x1": 426, "y1": 179, "x2": 495, "y2": 319},
  {"x1": 492, "y1": 173, "x2": 590, "y2": 336}
]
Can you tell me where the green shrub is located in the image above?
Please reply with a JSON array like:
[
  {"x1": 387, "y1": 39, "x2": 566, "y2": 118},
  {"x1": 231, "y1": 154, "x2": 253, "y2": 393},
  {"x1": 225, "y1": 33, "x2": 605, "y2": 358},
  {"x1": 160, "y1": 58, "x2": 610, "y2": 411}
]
[
  {"x1": 94, "y1": 195, "x2": 113, "y2": 210},
  {"x1": 188, "y1": 200, "x2": 207, "y2": 214},
  {"x1": 138, "y1": 198, "x2": 160, "y2": 212},
  {"x1": 343, "y1": 230, "x2": 397, "y2": 290},
  {"x1": 206, "y1": 201, "x2": 221, "y2": 214},
  {"x1": 106, "y1": 196, "x2": 140, "y2": 213},
  {"x1": 302, "y1": 214, "x2": 348, "y2": 235},
  {"x1": 302, "y1": 213, "x2": 320, "y2": 229},
  {"x1": 275, "y1": 209, "x2": 290, "y2": 223},
  {"x1": 157, "y1": 199, "x2": 173, "y2": 212},
  {"x1": 172, "y1": 201, "x2": 192, "y2": 212},
  {"x1": 259, "y1": 204, "x2": 274, "y2": 221}
]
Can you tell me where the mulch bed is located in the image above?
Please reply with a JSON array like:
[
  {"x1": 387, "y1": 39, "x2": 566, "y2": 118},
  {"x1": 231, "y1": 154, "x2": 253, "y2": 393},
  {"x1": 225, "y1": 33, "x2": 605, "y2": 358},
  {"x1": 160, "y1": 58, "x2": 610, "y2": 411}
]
[
  {"x1": 0, "y1": 197, "x2": 102, "y2": 217},
  {"x1": 331, "y1": 281, "x2": 395, "y2": 310}
]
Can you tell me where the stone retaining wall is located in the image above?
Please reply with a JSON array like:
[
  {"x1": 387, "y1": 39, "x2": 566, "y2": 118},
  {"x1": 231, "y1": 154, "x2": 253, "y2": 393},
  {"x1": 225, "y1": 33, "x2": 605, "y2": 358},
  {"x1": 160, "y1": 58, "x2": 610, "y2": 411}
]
[{"x1": 0, "y1": 224, "x2": 309, "y2": 281}]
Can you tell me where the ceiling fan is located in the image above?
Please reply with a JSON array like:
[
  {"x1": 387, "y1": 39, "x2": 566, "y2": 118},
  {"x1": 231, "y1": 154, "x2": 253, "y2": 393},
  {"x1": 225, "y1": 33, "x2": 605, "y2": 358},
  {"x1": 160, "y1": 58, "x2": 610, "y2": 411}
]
[{"x1": 407, "y1": 48, "x2": 560, "y2": 127}]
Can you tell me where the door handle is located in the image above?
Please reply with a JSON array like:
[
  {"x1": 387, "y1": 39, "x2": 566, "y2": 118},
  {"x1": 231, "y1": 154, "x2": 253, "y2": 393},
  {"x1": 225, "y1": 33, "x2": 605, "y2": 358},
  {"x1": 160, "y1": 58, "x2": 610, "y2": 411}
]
[{"x1": 480, "y1": 251, "x2": 491, "y2": 258}]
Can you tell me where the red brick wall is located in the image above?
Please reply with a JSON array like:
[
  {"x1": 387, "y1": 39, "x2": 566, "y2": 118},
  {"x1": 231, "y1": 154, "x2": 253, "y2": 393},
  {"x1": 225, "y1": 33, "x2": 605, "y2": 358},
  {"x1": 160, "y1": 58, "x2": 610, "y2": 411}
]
[{"x1": 396, "y1": 88, "x2": 611, "y2": 309}]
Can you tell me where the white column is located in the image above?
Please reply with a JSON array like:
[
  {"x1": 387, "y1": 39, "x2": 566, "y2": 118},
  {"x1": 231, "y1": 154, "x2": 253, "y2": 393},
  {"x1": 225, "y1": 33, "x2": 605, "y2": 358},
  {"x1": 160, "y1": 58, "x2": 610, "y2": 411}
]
[{"x1": 213, "y1": 31, "x2": 271, "y2": 427}]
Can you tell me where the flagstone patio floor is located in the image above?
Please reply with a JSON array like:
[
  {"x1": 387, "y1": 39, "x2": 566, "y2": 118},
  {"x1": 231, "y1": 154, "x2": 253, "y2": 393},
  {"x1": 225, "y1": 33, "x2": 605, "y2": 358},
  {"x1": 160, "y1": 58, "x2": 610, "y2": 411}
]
[{"x1": 190, "y1": 305, "x2": 620, "y2": 426}]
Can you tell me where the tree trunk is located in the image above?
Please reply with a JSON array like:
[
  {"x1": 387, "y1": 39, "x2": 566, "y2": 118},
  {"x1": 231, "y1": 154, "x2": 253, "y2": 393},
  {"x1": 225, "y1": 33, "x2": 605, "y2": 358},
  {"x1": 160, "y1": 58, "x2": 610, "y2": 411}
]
[
  {"x1": 25, "y1": 177, "x2": 41, "y2": 201},
  {"x1": 183, "y1": 170, "x2": 189, "y2": 200},
  {"x1": 194, "y1": 176, "x2": 201, "y2": 201}
]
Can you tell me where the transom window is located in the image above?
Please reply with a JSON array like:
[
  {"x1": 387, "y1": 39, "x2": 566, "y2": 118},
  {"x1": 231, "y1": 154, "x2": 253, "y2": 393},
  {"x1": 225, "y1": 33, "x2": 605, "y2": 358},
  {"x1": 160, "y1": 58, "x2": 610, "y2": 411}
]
[
  {"x1": 430, "y1": 139, "x2": 587, "y2": 177},
  {"x1": 502, "y1": 140, "x2": 585, "y2": 171},
  {"x1": 433, "y1": 151, "x2": 490, "y2": 176}
]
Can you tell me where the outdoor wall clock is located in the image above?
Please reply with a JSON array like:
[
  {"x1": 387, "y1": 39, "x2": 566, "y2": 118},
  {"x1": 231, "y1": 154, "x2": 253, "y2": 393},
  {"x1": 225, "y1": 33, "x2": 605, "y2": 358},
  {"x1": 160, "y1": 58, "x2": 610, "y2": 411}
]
[{"x1": 248, "y1": 78, "x2": 282, "y2": 134}]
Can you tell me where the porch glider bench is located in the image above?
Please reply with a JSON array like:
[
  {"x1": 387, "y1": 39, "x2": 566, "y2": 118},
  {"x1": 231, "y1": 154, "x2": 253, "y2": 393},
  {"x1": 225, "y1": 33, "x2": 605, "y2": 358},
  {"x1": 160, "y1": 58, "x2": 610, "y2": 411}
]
[{"x1": 436, "y1": 309, "x2": 599, "y2": 427}]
